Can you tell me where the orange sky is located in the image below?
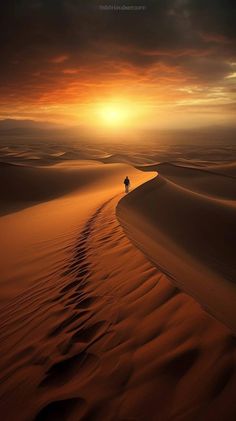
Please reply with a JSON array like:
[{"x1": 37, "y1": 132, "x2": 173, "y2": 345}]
[{"x1": 0, "y1": 1, "x2": 236, "y2": 130}]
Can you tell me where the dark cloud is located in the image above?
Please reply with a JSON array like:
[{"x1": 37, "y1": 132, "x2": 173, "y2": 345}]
[
  {"x1": 0, "y1": 0, "x2": 236, "y2": 98},
  {"x1": 188, "y1": 0, "x2": 236, "y2": 41}
]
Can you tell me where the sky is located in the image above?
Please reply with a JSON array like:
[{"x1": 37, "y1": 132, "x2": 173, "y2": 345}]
[{"x1": 0, "y1": 0, "x2": 236, "y2": 129}]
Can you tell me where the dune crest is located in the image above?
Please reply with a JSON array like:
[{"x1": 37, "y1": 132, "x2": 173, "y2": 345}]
[
  {"x1": 117, "y1": 162, "x2": 236, "y2": 333},
  {"x1": 0, "y1": 160, "x2": 236, "y2": 420},
  {"x1": 1, "y1": 177, "x2": 236, "y2": 419}
]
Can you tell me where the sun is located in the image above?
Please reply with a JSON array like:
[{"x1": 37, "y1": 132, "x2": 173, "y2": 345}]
[
  {"x1": 99, "y1": 103, "x2": 129, "y2": 127},
  {"x1": 85, "y1": 98, "x2": 145, "y2": 130}
]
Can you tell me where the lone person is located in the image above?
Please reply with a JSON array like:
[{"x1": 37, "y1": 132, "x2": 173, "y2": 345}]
[{"x1": 124, "y1": 176, "x2": 130, "y2": 193}]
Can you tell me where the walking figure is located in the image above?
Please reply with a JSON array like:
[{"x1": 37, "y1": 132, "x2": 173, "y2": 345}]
[{"x1": 124, "y1": 176, "x2": 130, "y2": 193}]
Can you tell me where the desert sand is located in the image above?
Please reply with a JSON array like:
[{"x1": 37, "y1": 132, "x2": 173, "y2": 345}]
[
  {"x1": 117, "y1": 162, "x2": 236, "y2": 333},
  {"x1": 0, "y1": 148, "x2": 236, "y2": 420}
]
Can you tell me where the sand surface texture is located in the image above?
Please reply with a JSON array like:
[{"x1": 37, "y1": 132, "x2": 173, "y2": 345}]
[{"x1": 0, "y1": 156, "x2": 236, "y2": 420}]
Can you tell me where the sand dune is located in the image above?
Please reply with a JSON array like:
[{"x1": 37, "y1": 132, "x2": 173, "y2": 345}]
[
  {"x1": 0, "y1": 156, "x2": 236, "y2": 420},
  {"x1": 139, "y1": 161, "x2": 236, "y2": 200},
  {"x1": 0, "y1": 162, "x2": 236, "y2": 420},
  {"x1": 0, "y1": 160, "x2": 140, "y2": 216},
  {"x1": 117, "y1": 162, "x2": 236, "y2": 333},
  {"x1": 206, "y1": 161, "x2": 236, "y2": 177},
  {"x1": 0, "y1": 161, "x2": 154, "y2": 301}
]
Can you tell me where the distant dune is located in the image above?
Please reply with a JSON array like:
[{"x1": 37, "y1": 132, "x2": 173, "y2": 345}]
[
  {"x1": 206, "y1": 161, "x2": 236, "y2": 177},
  {"x1": 0, "y1": 118, "x2": 64, "y2": 130}
]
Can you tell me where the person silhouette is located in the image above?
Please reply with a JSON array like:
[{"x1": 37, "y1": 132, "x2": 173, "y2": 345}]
[{"x1": 124, "y1": 176, "x2": 130, "y2": 193}]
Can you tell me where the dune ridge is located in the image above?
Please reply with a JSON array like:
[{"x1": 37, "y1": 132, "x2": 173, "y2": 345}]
[
  {"x1": 0, "y1": 158, "x2": 236, "y2": 420},
  {"x1": 1, "y1": 188, "x2": 236, "y2": 420},
  {"x1": 117, "y1": 162, "x2": 236, "y2": 333}
]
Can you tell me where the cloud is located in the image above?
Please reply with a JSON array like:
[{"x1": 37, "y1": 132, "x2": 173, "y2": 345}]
[
  {"x1": 50, "y1": 55, "x2": 69, "y2": 64},
  {"x1": 0, "y1": 0, "x2": 235, "y2": 106}
]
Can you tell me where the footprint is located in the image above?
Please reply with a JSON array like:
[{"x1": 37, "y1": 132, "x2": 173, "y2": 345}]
[
  {"x1": 71, "y1": 321, "x2": 105, "y2": 343},
  {"x1": 60, "y1": 280, "x2": 78, "y2": 294},
  {"x1": 211, "y1": 364, "x2": 234, "y2": 398},
  {"x1": 57, "y1": 339, "x2": 73, "y2": 355},
  {"x1": 34, "y1": 397, "x2": 84, "y2": 421},
  {"x1": 67, "y1": 295, "x2": 86, "y2": 306},
  {"x1": 75, "y1": 281, "x2": 88, "y2": 292},
  {"x1": 75, "y1": 250, "x2": 87, "y2": 261},
  {"x1": 67, "y1": 292, "x2": 85, "y2": 300},
  {"x1": 67, "y1": 261, "x2": 80, "y2": 270},
  {"x1": 162, "y1": 348, "x2": 199, "y2": 378},
  {"x1": 47, "y1": 313, "x2": 80, "y2": 338},
  {"x1": 75, "y1": 297, "x2": 97, "y2": 309},
  {"x1": 77, "y1": 266, "x2": 90, "y2": 278},
  {"x1": 39, "y1": 351, "x2": 98, "y2": 387}
]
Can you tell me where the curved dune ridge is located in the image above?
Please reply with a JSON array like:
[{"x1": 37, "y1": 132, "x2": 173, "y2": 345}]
[
  {"x1": 0, "y1": 190, "x2": 236, "y2": 420},
  {"x1": 0, "y1": 162, "x2": 153, "y2": 302},
  {"x1": 0, "y1": 160, "x2": 236, "y2": 420},
  {"x1": 117, "y1": 162, "x2": 236, "y2": 334}
]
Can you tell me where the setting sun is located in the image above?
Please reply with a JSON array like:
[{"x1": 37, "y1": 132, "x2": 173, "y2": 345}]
[
  {"x1": 98, "y1": 102, "x2": 131, "y2": 127},
  {"x1": 101, "y1": 107, "x2": 122, "y2": 123},
  {"x1": 86, "y1": 99, "x2": 148, "y2": 130}
]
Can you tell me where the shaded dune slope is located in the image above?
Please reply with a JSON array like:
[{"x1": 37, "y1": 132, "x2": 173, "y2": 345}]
[
  {"x1": 117, "y1": 163, "x2": 236, "y2": 333},
  {"x1": 206, "y1": 161, "x2": 236, "y2": 177},
  {"x1": 0, "y1": 196, "x2": 236, "y2": 420},
  {"x1": 154, "y1": 162, "x2": 236, "y2": 200}
]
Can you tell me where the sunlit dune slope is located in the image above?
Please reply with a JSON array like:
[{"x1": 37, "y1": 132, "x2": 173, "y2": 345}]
[
  {"x1": 0, "y1": 158, "x2": 155, "y2": 216},
  {"x1": 0, "y1": 161, "x2": 154, "y2": 302},
  {"x1": 0, "y1": 160, "x2": 125, "y2": 215}
]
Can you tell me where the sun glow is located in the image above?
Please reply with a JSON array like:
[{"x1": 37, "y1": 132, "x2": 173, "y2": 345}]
[
  {"x1": 85, "y1": 97, "x2": 149, "y2": 130},
  {"x1": 98, "y1": 102, "x2": 131, "y2": 127},
  {"x1": 101, "y1": 107, "x2": 124, "y2": 124},
  {"x1": 74, "y1": 98, "x2": 156, "y2": 130}
]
